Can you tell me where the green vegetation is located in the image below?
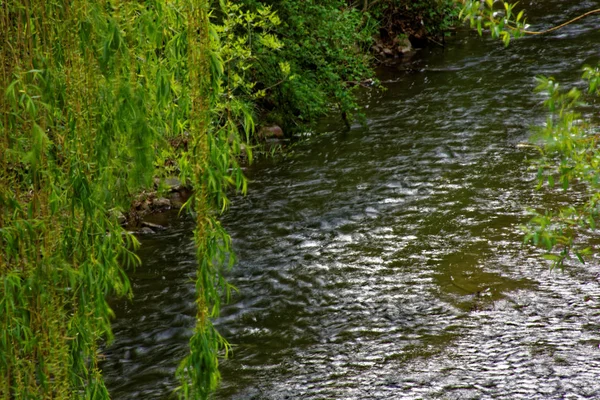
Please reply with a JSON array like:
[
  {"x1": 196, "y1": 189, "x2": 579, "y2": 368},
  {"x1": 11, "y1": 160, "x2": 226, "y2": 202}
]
[
  {"x1": 213, "y1": 0, "x2": 375, "y2": 132},
  {"x1": 213, "y1": 0, "x2": 460, "y2": 133},
  {"x1": 457, "y1": 0, "x2": 600, "y2": 268},
  {"x1": 368, "y1": 0, "x2": 459, "y2": 41},
  {"x1": 0, "y1": 0, "x2": 247, "y2": 397},
  {"x1": 0, "y1": 0, "x2": 459, "y2": 398},
  {"x1": 525, "y1": 71, "x2": 600, "y2": 268}
]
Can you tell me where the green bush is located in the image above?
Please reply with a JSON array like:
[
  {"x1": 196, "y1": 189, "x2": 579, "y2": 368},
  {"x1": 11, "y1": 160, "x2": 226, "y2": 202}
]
[{"x1": 223, "y1": 0, "x2": 377, "y2": 133}]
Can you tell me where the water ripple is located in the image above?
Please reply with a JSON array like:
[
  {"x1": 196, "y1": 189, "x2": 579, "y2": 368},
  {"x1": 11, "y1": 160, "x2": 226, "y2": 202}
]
[{"x1": 103, "y1": 1, "x2": 600, "y2": 398}]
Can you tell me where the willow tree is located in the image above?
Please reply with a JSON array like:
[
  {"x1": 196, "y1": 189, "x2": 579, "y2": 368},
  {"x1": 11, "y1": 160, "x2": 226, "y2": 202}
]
[{"x1": 0, "y1": 0, "x2": 250, "y2": 398}]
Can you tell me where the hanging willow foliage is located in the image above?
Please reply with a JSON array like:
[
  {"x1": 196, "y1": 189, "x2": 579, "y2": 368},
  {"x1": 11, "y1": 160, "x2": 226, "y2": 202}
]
[
  {"x1": 1, "y1": 0, "x2": 251, "y2": 398},
  {"x1": 175, "y1": 0, "x2": 260, "y2": 396}
]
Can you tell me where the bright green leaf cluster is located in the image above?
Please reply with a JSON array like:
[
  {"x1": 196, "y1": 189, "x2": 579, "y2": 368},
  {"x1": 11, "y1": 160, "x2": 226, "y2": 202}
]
[
  {"x1": 459, "y1": 0, "x2": 527, "y2": 46},
  {"x1": 522, "y1": 66, "x2": 600, "y2": 269}
]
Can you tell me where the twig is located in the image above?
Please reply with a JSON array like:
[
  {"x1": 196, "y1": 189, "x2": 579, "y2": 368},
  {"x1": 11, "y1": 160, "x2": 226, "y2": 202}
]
[{"x1": 522, "y1": 8, "x2": 600, "y2": 35}]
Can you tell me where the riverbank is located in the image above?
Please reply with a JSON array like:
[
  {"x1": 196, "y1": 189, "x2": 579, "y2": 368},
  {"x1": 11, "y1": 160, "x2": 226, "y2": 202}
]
[
  {"x1": 128, "y1": 0, "x2": 462, "y2": 233},
  {"x1": 124, "y1": 124, "x2": 290, "y2": 234}
]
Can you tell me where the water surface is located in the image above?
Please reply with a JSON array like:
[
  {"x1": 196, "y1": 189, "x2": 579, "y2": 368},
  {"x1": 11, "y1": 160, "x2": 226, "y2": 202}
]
[{"x1": 104, "y1": 2, "x2": 600, "y2": 398}]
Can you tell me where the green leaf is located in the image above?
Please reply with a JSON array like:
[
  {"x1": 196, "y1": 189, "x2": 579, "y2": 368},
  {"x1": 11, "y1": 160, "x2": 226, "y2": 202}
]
[{"x1": 542, "y1": 254, "x2": 560, "y2": 261}]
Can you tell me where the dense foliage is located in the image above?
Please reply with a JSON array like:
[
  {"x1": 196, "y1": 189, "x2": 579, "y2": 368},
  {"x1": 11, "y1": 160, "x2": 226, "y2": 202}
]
[
  {"x1": 216, "y1": 0, "x2": 459, "y2": 133},
  {"x1": 219, "y1": 0, "x2": 375, "y2": 132},
  {"x1": 0, "y1": 0, "x2": 247, "y2": 397},
  {"x1": 368, "y1": 0, "x2": 459, "y2": 42}
]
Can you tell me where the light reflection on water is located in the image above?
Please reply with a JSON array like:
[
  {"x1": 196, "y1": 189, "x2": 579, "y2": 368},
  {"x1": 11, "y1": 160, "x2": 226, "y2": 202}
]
[{"x1": 103, "y1": 1, "x2": 600, "y2": 398}]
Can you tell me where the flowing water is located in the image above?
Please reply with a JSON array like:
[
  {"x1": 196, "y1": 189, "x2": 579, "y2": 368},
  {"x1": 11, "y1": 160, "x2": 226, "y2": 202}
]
[{"x1": 103, "y1": 1, "x2": 600, "y2": 398}]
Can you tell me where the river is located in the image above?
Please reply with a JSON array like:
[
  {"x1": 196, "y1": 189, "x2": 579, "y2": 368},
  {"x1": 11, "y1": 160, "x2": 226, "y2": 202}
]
[{"x1": 103, "y1": 1, "x2": 600, "y2": 398}]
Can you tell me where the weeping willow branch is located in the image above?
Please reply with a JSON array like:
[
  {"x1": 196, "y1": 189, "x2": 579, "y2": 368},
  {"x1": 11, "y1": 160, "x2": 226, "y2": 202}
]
[
  {"x1": 176, "y1": 0, "x2": 251, "y2": 398},
  {"x1": 176, "y1": 0, "x2": 221, "y2": 397}
]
